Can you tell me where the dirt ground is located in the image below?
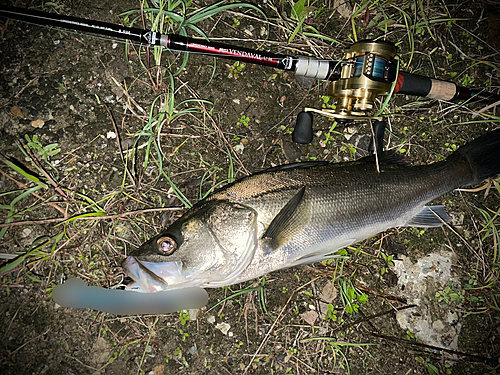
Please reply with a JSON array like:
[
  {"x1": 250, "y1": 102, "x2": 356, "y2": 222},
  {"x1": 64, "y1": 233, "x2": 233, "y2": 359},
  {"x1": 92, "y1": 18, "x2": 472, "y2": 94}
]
[{"x1": 1, "y1": 0, "x2": 499, "y2": 374}]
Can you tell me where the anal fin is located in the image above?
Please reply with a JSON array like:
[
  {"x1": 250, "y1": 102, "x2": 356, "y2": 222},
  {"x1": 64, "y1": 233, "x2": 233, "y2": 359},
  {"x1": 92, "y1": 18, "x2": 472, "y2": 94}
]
[{"x1": 406, "y1": 205, "x2": 451, "y2": 228}]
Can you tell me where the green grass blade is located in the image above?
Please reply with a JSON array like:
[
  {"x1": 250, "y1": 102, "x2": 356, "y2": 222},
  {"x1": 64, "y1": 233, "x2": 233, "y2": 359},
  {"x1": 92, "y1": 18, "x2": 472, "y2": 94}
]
[
  {"x1": 62, "y1": 211, "x2": 107, "y2": 224},
  {"x1": 0, "y1": 186, "x2": 43, "y2": 241},
  {"x1": 0, "y1": 155, "x2": 48, "y2": 189},
  {"x1": 159, "y1": 167, "x2": 192, "y2": 208},
  {"x1": 207, "y1": 284, "x2": 264, "y2": 312},
  {"x1": 187, "y1": 2, "x2": 266, "y2": 25},
  {"x1": 0, "y1": 236, "x2": 51, "y2": 276}
]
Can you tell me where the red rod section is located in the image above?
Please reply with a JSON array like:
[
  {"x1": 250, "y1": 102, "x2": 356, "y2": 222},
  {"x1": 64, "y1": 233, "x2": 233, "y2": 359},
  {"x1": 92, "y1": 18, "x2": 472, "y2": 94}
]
[{"x1": 163, "y1": 34, "x2": 294, "y2": 69}]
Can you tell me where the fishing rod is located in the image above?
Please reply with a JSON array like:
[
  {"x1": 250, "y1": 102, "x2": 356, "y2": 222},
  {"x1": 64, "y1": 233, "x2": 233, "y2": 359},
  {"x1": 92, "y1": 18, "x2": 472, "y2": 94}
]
[{"x1": 1, "y1": 4, "x2": 499, "y2": 145}]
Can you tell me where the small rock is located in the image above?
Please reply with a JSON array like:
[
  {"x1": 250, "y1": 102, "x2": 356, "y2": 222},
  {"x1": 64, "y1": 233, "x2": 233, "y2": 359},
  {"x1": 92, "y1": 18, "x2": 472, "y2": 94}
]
[
  {"x1": 318, "y1": 327, "x2": 328, "y2": 334},
  {"x1": 393, "y1": 251, "x2": 462, "y2": 350},
  {"x1": 349, "y1": 134, "x2": 372, "y2": 153},
  {"x1": 333, "y1": 0, "x2": 353, "y2": 18},
  {"x1": 152, "y1": 364, "x2": 164, "y2": 375},
  {"x1": 91, "y1": 337, "x2": 111, "y2": 365},
  {"x1": 216, "y1": 322, "x2": 231, "y2": 335},
  {"x1": 21, "y1": 228, "x2": 32, "y2": 238},
  {"x1": 295, "y1": 75, "x2": 316, "y2": 89},
  {"x1": 31, "y1": 119, "x2": 45, "y2": 128},
  {"x1": 188, "y1": 309, "x2": 201, "y2": 320},
  {"x1": 432, "y1": 320, "x2": 445, "y2": 332},
  {"x1": 451, "y1": 212, "x2": 464, "y2": 226},
  {"x1": 120, "y1": 138, "x2": 135, "y2": 149},
  {"x1": 234, "y1": 143, "x2": 245, "y2": 153}
]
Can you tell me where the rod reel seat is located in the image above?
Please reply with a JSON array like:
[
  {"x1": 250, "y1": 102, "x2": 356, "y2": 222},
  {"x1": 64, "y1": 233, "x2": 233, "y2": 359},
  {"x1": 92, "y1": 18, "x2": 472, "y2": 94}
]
[{"x1": 292, "y1": 40, "x2": 397, "y2": 145}]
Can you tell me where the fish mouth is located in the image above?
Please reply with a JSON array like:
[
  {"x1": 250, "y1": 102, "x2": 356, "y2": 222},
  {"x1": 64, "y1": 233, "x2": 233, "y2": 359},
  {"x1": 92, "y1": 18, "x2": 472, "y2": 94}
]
[{"x1": 124, "y1": 256, "x2": 186, "y2": 293}]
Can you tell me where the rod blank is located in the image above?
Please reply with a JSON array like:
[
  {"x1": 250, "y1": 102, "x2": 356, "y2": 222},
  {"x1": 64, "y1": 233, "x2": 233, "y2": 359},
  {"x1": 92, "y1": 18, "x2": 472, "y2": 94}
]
[{"x1": 1, "y1": 4, "x2": 498, "y2": 103}]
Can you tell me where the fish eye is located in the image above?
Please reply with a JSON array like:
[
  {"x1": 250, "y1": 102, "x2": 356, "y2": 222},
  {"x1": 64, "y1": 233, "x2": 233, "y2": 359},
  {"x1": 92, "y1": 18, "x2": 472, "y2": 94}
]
[{"x1": 156, "y1": 236, "x2": 177, "y2": 255}]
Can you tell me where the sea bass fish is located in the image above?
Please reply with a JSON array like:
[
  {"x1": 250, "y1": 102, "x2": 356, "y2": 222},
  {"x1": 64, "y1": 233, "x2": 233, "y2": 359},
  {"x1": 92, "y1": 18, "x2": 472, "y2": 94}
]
[{"x1": 125, "y1": 129, "x2": 500, "y2": 293}]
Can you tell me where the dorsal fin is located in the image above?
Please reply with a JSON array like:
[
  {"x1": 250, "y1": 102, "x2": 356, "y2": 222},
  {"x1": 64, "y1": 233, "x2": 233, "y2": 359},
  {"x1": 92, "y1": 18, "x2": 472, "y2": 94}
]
[
  {"x1": 357, "y1": 151, "x2": 408, "y2": 166},
  {"x1": 260, "y1": 161, "x2": 330, "y2": 174}
]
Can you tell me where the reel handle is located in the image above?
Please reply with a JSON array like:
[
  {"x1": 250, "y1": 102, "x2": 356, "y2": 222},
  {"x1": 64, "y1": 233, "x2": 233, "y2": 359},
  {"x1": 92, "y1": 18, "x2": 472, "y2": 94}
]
[{"x1": 292, "y1": 111, "x2": 314, "y2": 144}]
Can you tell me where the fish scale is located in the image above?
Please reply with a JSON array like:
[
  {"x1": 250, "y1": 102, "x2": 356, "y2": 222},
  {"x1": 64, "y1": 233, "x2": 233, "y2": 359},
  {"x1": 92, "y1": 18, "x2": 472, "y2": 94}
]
[
  {"x1": 223, "y1": 164, "x2": 455, "y2": 283},
  {"x1": 125, "y1": 129, "x2": 500, "y2": 292}
]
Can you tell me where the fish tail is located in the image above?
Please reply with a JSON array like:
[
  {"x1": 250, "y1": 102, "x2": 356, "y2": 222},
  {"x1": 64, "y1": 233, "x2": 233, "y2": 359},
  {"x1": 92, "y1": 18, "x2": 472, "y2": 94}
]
[{"x1": 446, "y1": 128, "x2": 500, "y2": 186}]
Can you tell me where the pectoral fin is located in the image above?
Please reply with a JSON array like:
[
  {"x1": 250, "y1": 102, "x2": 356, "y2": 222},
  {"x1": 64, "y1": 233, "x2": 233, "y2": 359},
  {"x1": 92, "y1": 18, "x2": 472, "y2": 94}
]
[
  {"x1": 406, "y1": 205, "x2": 452, "y2": 228},
  {"x1": 262, "y1": 186, "x2": 307, "y2": 251}
]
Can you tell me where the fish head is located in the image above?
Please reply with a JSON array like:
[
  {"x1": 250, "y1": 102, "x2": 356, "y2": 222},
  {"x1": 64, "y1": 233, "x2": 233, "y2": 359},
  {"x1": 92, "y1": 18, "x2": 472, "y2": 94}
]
[{"x1": 124, "y1": 200, "x2": 258, "y2": 292}]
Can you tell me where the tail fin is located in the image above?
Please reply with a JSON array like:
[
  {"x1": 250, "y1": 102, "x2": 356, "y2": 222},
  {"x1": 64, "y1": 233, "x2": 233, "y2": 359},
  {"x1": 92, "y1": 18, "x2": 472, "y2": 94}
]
[{"x1": 446, "y1": 128, "x2": 500, "y2": 186}]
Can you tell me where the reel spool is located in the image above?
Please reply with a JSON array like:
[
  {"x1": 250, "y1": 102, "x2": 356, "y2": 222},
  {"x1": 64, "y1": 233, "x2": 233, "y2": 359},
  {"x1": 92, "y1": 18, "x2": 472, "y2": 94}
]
[{"x1": 293, "y1": 40, "x2": 398, "y2": 144}]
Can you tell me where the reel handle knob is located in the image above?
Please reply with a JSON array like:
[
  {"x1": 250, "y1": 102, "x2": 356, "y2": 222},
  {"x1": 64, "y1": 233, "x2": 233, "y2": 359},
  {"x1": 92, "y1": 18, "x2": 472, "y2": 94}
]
[{"x1": 292, "y1": 111, "x2": 314, "y2": 144}]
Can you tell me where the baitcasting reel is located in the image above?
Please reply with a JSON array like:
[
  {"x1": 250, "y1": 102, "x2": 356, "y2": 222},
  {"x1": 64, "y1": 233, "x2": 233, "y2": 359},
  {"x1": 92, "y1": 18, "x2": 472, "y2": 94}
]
[
  {"x1": 293, "y1": 40, "x2": 398, "y2": 144},
  {"x1": 2, "y1": 5, "x2": 497, "y2": 147}
]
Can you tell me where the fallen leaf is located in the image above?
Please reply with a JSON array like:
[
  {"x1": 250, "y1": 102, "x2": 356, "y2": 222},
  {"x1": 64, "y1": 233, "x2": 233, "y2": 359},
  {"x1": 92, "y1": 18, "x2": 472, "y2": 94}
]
[
  {"x1": 10, "y1": 105, "x2": 23, "y2": 118},
  {"x1": 300, "y1": 310, "x2": 318, "y2": 326},
  {"x1": 320, "y1": 282, "x2": 337, "y2": 303}
]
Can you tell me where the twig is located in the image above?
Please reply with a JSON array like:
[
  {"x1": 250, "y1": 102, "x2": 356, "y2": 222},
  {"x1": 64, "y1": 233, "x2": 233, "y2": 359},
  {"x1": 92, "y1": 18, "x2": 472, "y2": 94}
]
[
  {"x1": 243, "y1": 290, "x2": 296, "y2": 375},
  {"x1": 18, "y1": 140, "x2": 68, "y2": 198},
  {"x1": 242, "y1": 276, "x2": 322, "y2": 375},
  {"x1": 367, "y1": 331, "x2": 499, "y2": 366},
  {"x1": 181, "y1": 81, "x2": 250, "y2": 175},
  {"x1": 9, "y1": 328, "x2": 51, "y2": 357},
  {"x1": 103, "y1": 103, "x2": 136, "y2": 187},
  {"x1": 473, "y1": 99, "x2": 500, "y2": 117},
  {"x1": 369, "y1": 119, "x2": 381, "y2": 173},
  {"x1": 109, "y1": 75, "x2": 147, "y2": 115},
  {"x1": 64, "y1": 354, "x2": 100, "y2": 371},
  {"x1": 354, "y1": 285, "x2": 408, "y2": 303},
  {"x1": 0, "y1": 167, "x2": 68, "y2": 217},
  {"x1": 353, "y1": 305, "x2": 417, "y2": 331}
]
